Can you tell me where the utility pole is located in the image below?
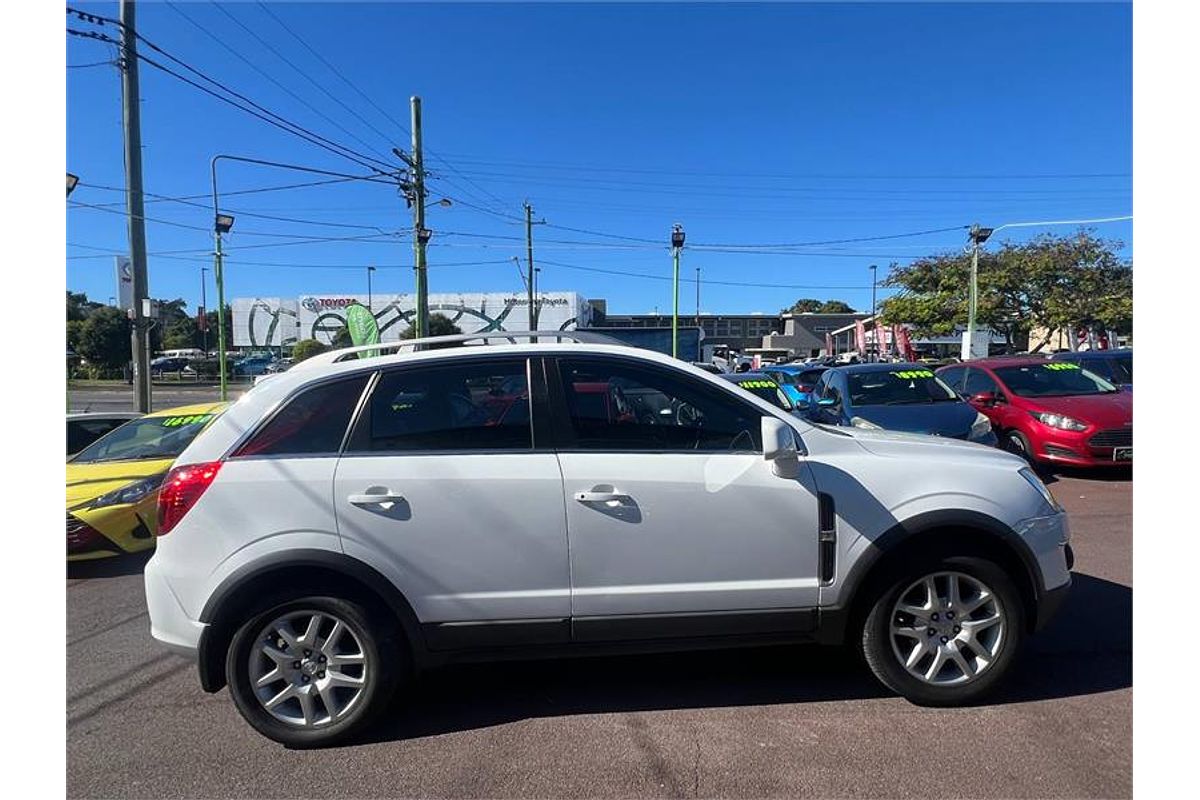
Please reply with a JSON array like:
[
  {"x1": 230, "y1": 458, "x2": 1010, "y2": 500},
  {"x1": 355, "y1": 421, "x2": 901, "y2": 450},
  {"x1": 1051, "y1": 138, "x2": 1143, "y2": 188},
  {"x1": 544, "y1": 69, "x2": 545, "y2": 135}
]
[
  {"x1": 670, "y1": 224, "x2": 685, "y2": 358},
  {"x1": 410, "y1": 97, "x2": 429, "y2": 340},
  {"x1": 524, "y1": 202, "x2": 537, "y2": 340},
  {"x1": 870, "y1": 264, "x2": 878, "y2": 361},
  {"x1": 367, "y1": 265, "x2": 375, "y2": 313},
  {"x1": 695, "y1": 266, "x2": 701, "y2": 327},
  {"x1": 120, "y1": 0, "x2": 151, "y2": 412}
]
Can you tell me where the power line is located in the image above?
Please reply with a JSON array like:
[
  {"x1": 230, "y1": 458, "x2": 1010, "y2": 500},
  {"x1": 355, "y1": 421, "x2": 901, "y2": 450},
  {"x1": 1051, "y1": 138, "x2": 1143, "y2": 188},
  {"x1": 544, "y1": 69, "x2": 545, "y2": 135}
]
[
  {"x1": 67, "y1": 60, "x2": 113, "y2": 69},
  {"x1": 66, "y1": 8, "x2": 396, "y2": 174},
  {"x1": 163, "y1": 1, "x2": 394, "y2": 164},
  {"x1": 536, "y1": 259, "x2": 872, "y2": 290}
]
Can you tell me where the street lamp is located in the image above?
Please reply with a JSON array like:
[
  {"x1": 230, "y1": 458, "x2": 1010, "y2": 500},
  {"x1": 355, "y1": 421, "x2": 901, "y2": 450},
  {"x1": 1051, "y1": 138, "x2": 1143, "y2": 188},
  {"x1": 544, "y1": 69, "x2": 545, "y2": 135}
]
[
  {"x1": 210, "y1": 197, "x2": 234, "y2": 401},
  {"x1": 962, "y1": 224, "x2": 994, "y2": 360},
  {"x1": 671, "y1": 224, "x2": 685, "y2": 359},
  {"x1": 869, "y1": 264, "x2": 878, "y2": 361},
  {"x1": 67, "y1": 173, "x2": 79, "y2": 197},
  {"x1": 367, "y1": 265, "x2": 376, "y2": 312},
  {"x1": 200, "y1": 266, "x2": 209, "y2": 357}
]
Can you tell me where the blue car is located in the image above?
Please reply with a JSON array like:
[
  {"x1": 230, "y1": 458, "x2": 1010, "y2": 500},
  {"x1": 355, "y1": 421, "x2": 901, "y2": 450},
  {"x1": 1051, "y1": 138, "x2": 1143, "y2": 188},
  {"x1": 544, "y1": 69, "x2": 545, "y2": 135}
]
[
  {"x1": 1049, "y1": 349, "x2": 1132, "y2": 391},
  {"x1": 761, "y1": 364, "x2": 830, "y2": 407},
  {"x1": 232, "y1": 356, "x2": 277, "y2": 377},
  {"x1": 805, "y1": 363, "x2": 998, "y2": 445}
]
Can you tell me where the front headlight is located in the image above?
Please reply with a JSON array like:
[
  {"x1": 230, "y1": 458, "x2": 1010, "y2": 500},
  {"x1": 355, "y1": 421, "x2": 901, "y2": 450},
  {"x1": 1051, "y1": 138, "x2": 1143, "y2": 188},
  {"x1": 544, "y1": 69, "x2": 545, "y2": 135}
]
[
  {"x1": 1030, "y1": 411, "x2": 1088, "y2": 432},
  {"x1": 90, "y1": 473, "x2": 167, "y2": 510},
  {"x1": 970, "y1": 412, "x2": 993, "y2": 439},
  {"x1": 1019, "y1": 467, "x2": 1063, "y2": 514},
  {"x1": 850, "y1": 416, "x2": 882, "y2": 429}
]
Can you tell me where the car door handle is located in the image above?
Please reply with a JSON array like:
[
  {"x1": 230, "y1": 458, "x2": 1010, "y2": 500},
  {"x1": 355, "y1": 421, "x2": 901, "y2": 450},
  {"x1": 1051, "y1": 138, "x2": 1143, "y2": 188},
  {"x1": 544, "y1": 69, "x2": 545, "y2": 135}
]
[
  {"x1": 348, "y1": 489, "x2": 406, "y2": 506},
  {"x1": 575, "y1": 490, "x2": 631, "y2": 504}
]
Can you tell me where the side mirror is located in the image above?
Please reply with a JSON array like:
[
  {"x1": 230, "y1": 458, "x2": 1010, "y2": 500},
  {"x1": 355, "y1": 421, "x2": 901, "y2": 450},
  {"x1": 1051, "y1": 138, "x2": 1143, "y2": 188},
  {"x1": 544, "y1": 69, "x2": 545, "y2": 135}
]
[
  {"x1": 969, "y1": 391, "x2": 999, "y2": 407},
  {"x1": 817, "y1": 397, "x2": 837, "y2": 408},
  {"x1": 762, "y1": 417, "x2": 801, "y2": 478}
]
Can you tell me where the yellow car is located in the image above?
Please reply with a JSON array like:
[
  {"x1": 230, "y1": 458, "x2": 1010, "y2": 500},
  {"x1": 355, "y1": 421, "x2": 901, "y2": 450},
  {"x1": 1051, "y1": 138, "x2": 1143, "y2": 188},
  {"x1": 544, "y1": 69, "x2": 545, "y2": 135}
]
[{"x1": 66, "y1": 402, "x2": 227, "y2": 560}]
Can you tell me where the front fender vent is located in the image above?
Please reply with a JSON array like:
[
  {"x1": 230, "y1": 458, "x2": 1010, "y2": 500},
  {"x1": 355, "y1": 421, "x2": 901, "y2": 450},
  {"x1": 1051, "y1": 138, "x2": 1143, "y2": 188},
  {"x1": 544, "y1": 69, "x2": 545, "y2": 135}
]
[{"x1": 818, "y1": 493, "x2": 836, "y2": 585}]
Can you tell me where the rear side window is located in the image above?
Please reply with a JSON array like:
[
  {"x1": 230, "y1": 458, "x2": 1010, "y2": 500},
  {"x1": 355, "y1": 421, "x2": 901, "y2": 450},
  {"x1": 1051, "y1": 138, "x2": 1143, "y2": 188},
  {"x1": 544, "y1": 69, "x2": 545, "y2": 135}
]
[
  {"x1": 963, "y1": 369, "x2": 999, "y2": 397},
  {"x1": 348, "y1": 359, "x2": 532, "y2": 452},
  {"x1": 937, "y1": 366, "x2": 967, "y2": 392},
  {"x1": 237, "y1": 374, "x2": 370, "y2": 457}
]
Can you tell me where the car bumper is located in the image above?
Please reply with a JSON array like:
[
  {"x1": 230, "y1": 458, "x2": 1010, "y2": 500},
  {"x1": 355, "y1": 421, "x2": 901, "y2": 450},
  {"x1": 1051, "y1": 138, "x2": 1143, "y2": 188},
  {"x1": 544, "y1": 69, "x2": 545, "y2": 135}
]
[
  {"x1": 144, "y1": 555, "x2": 207, "y2": 659},
  {"x1": 1033, "y1": 572, "x2": 1072, "y2": 632},
  {"x1": 1028, "y1": 426, "x2": 1131, "y2": 467}
]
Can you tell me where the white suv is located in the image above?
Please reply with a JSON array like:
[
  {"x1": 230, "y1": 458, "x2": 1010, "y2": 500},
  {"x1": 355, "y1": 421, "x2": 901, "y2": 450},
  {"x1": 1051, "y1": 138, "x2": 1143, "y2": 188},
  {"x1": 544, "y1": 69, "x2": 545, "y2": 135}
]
[{"x1": 145, "y1": 333, "x2": 1072, "y2": 747}]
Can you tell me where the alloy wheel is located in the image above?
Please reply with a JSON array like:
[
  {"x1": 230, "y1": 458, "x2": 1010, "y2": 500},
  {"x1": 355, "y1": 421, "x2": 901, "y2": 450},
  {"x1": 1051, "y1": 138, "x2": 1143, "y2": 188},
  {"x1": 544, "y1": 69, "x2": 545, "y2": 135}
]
[
  {"x1": 248, "y1": 610, "x2": 370, "y2": 728},
  {"x1": 888, "y1": 571, "x2": 1005, "y2": 686}
]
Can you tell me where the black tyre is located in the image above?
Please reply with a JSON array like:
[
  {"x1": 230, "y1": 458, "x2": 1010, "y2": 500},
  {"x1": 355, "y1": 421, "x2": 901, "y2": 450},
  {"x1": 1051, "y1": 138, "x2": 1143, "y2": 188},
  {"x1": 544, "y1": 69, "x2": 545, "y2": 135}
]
[
  {"x1": 1002, "y1": 430, "x2": 1035, "y2": 464},
  {"x1": 225, "y1": 595, "x2": 403, "y2": 748},
  {"x1": 861, "y1": 556, "x2": 1024, "y2": 706}
]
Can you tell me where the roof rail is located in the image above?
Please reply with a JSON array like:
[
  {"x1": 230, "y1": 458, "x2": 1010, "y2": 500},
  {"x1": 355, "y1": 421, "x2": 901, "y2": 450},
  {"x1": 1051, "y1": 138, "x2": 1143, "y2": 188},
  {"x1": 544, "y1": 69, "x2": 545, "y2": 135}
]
[{"x1": 292, "y1": 330, "x2": 607, "y2": 369}]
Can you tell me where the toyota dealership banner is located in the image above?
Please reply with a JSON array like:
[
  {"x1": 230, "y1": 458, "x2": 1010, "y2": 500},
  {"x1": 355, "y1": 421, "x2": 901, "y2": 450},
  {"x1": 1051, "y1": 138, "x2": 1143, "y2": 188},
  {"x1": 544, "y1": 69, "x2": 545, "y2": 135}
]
[{"x1": 233, "y1": 293, "x2": 593, "y2": 348}]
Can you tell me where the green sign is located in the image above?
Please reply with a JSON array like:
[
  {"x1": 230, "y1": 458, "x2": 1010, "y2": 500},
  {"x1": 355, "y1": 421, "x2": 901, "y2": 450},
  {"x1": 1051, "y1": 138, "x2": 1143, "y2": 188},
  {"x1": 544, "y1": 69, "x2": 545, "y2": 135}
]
[
  {"x1": 891, "y1": 369, "x2": 935, "y2": 379},
  {"x1": 345, "y1": 304, "x2": 381, "y2": 359},
  {"x1": 1043, "y1": 362, "x2": 1081, "y2": 371},
  {"x1": 160, "y1": 413, "x2": 214, "y2": 428},
  {"x1": 739, "y1": 380, "x2": 779, "y2": 390}
]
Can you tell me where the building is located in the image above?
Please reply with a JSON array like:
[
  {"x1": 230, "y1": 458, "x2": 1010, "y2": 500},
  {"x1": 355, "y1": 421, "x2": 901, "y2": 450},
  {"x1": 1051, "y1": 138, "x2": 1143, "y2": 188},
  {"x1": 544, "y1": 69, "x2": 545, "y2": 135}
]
[
  {"x1": 759, "y1": 312, "x2": 872, "y2": 358},
  {"x1": 232, "y1": 292, "x2": 595, "y2": 349},
  {"x1": 600, "y1": 313, "x2": 785, "y2": 352}
]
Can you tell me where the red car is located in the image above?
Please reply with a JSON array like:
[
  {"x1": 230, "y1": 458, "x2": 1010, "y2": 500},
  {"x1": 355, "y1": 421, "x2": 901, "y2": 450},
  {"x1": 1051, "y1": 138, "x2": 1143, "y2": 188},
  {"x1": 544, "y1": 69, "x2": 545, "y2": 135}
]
[{"x1": 937, "y1": 357, "x2": 1132, "y2": 468}]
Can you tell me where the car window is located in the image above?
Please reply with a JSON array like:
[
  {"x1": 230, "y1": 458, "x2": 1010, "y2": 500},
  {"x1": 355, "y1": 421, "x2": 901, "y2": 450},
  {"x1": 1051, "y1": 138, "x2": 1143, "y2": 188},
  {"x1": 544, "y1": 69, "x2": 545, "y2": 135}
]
[
  {"x1": 70, "y1": 412, "x2": 219, "y2": 463},
  {"x1": 796, "y1": 368, "x2": 827, "y2": 387},
  {"x1": 993, "y1": 363, "x2": 1118, "y2": 397},
  {"x1": 729, "y1": 378, "x2": 793, "y2": 411},
  {"x1": 348, "y1": 359, "x2": 531, "y2": 452},
  {"x1": 237, "y1": 375, "x2": 370, "y2": 457},
  {"x1": 848, "y1": 369, "x2": 959, "y2": 406},
  {"x1": 821, "y1": 375, "x2": 842, "y2": 405},
  {"x1": 67, "y1": 418, "x2": 129, "y2": 455},
  {"x1": 962, "y1": 368, "x2": 999, "y2": 397},
  {"x1": 1110, "y1": 354, "x2": 1132, "y2": 383},
  {"x1": 557, "y1": 358, "x2": 762, "y2": 452},
  {"x1": 937, "y1": 366, "x2": 967, "y2": 392}
]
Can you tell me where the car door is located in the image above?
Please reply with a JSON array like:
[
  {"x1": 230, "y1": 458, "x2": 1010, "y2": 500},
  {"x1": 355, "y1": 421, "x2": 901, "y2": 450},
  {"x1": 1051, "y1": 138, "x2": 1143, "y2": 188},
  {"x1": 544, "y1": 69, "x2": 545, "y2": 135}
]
[
  {"x1": 333, "y1": 356, "x2": 570, "y2": 648},
  {"x1": 963, "y1": 367, "x2": 1015, "y2": 428},
  {"x1": 549, "y1": 355, "x2": 822, "y2": 641}
]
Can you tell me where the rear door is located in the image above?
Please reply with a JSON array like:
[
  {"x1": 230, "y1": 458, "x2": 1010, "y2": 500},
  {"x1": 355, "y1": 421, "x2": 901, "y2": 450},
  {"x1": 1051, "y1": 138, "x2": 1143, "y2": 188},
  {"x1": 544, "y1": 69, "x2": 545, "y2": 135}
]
[
  {"x1": 550, "y1": 355, "x2": 822, "y2": 640},
  {"x1": 332, "y1": 356, "x2": 570, "y2": 647}
]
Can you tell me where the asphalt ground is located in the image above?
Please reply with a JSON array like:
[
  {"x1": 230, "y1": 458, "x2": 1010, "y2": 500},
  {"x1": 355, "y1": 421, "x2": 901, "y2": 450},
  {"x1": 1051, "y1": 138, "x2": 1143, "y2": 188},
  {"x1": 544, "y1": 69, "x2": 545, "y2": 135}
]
[
  {"x1": 68, "y1": 383, "x2": 245, "y2": 414},
  {"x1": 66, "y1": 467, "x2": 1131, "y2": 799}
]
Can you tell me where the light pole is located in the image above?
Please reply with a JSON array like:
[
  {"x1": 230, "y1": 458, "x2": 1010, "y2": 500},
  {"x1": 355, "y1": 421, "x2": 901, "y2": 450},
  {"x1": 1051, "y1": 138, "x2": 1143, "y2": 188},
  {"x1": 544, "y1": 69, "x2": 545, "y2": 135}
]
[
  {"x1": 963, "y1": 224, "x2": 994, "y2": 360},
  {"x1": 212, "y1": 212, "x2": 234, "y2": 400},
  {"x1": 671, "y1": 224, "x2": 685, "y2": 359},
  {"x1": 695, "y1": 266, "x2": 701, "y2": 328},
  {"x1": 367, "y1": 265, "x2": 376, "y2": 313},
  {"x1": 870, "y1": 264, "x2": 878, "y2": 361}
]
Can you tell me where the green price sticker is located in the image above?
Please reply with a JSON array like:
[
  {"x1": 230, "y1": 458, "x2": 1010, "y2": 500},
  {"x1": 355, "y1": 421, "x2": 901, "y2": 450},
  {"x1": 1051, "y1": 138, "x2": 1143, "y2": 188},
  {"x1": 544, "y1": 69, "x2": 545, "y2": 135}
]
[
  {"x1": 160, "y1": 413, "x2": 213, "y2": 428},
  {"x1": 1043, "y1": 363, "x2": 1081, "y2": 371},
  {"x1": 741, "y1": 380, "x2": 778, "y2": 390},
  {"x1": 891, "y1": 370, "x2": 934, "y2": 379}
]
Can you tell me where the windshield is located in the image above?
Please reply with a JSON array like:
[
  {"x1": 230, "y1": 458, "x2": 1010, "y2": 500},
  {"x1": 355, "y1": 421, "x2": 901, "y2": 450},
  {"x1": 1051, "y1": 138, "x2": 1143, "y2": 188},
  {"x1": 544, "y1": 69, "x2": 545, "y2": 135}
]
[
  {"x1": 994, "y1": 363, "x2": 1117, "y2": 397},
  {"x1": 1110, "y1": 354, "x2": 1133, "y2": 383},
  {"x1": 732, "y1": 378, "x2": 794, "y2": 410},
  {"x1": 848, "y1": 368, "x2": 960, "y2": 406},
  {"x1": 70, "y1": 412, "x2": 218, "y2": 463}
]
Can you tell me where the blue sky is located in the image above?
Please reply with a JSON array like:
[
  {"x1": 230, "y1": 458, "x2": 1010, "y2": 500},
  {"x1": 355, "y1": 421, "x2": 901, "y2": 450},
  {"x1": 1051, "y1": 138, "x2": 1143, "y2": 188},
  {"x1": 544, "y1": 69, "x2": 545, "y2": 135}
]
[{"x1": 66, "y1": 1, "x2": 1132, "y2": 315}]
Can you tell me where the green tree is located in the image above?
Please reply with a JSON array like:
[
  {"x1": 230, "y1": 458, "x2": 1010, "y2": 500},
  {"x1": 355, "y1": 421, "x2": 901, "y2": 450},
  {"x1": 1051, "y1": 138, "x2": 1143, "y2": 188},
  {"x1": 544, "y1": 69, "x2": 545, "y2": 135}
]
[
  {"x1": 878, "y1": 229, "x2": 1131, "y2": 352},
  {"x1": 400, "y1": 313, "x2": 463, "y2": 339},
  {"x1": 67, "y1": 291, "x2": 104, "y2": 321},
  {"x1": 161, "y1": 315, "x2": 200, "y2": 351},
  {"x1": 782, "y1": 298, "x2": 857, "y2": 314},
  {"x1": 332, "y1": 325, "x2": 353, "y2": 348},
  {"x1": 75, "y1": 306, "x2": 131, "y2": 374},
  {"x1": 292, "y1": 339, "x2": 328, "y2": 362}
]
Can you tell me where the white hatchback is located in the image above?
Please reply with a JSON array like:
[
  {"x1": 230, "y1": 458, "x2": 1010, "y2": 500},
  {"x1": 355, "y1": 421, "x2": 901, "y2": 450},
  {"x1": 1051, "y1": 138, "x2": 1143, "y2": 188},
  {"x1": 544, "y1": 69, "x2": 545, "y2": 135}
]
[{"x1": 145, "y1": 332, "x2": 1072, "y2": 747}]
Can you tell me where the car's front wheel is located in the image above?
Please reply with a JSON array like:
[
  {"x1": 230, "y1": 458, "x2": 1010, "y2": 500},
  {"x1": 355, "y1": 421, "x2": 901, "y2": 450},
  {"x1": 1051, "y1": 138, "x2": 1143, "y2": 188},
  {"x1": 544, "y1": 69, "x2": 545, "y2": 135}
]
[
  {"x1": 225, "y1": 595, "x2": 402, "y2": 748},
  {"x1": 861, "y1": 557, "x2": 1024, "y2": 706}
]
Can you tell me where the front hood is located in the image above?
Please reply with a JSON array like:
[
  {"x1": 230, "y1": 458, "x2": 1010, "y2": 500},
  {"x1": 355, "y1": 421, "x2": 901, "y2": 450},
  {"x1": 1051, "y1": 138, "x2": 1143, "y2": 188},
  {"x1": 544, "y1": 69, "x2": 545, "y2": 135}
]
[
  {"x1": 828, "y1": 424, "x2": 1025, "y2": 465},
  {"x1": 66, "y1": 458, "x2": 174, "y2": 508},
  {"x1": 853, "y1": 402, "x2": 979, "y2": 438},
  {"x1": 1022, "y1": 392, "x2": 1133, "y2": 426}
]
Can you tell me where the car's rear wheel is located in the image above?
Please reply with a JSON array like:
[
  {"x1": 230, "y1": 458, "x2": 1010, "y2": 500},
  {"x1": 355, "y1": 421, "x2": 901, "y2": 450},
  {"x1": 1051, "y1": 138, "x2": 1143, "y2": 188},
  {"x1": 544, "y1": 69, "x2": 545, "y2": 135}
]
[
  {"x1": 226, "y1": 595, "x2": 401, "y2": 748},
  {"x1": 861, "y1": 557, "x2": 1024, "y2": 706}
]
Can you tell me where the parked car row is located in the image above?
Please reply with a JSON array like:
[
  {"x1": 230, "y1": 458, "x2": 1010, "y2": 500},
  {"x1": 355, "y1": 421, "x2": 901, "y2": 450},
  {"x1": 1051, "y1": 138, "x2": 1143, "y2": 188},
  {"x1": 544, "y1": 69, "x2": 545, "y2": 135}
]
[{"x1": 717, "y1": 353, "x2": 1132, "y2": 470}]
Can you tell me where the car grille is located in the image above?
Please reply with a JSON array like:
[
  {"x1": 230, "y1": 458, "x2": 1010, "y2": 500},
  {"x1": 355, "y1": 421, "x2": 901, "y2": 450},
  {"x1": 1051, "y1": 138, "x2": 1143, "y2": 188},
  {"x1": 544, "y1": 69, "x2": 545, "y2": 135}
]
[
  {"x1": 1089, "y1": 428, "x2": 1132, "y2": 448},
  {"x1": 66, "y1": 513, "x2": 107, "y2": 554}
]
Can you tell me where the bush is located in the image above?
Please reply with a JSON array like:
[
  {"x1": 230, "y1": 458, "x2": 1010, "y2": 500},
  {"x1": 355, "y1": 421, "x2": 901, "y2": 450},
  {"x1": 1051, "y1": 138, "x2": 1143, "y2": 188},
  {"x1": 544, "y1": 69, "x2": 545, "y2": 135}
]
[{"x1": 293, "y1": 339, "x2": 328, "y2": 362}]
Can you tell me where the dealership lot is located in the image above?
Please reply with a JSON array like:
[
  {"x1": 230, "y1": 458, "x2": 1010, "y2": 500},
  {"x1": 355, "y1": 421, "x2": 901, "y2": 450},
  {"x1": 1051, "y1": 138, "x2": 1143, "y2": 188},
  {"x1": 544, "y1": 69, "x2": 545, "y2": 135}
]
[{"x1": 68, "y1": 470, "x2": 1130, "y2": 799}]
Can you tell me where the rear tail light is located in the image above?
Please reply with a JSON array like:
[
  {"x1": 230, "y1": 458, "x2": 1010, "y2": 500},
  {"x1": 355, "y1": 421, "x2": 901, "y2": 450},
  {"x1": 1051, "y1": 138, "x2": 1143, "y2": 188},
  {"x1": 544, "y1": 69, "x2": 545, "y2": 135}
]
[{"x1": 156, "y1": 461, "x2": 222, "y2": 536}]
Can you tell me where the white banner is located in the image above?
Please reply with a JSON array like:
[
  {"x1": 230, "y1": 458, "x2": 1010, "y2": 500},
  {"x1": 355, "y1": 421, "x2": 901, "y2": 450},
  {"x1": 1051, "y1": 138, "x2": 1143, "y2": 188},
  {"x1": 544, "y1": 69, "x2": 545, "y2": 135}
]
[
  {"x1": 114, "y1": 256, "x2": 133, "y2": 312},
  {"x1": 235, "y1": 292, "x2": 593, "y2": 348}
]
